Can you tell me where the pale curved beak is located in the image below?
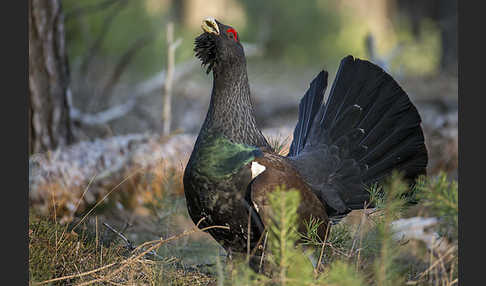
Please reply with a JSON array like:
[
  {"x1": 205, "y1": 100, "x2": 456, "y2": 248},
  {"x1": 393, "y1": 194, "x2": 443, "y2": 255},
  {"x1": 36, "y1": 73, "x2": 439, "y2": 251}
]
[{"x1": 202, "y1": 17, "x2": 220, "y2": 35}]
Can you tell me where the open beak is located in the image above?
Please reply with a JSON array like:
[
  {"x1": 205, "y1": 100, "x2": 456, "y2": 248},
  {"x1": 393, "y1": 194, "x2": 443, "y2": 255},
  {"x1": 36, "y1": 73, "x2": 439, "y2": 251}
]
[{"x1": 201, "y1": 17, "x2": 220, "y2": 35}]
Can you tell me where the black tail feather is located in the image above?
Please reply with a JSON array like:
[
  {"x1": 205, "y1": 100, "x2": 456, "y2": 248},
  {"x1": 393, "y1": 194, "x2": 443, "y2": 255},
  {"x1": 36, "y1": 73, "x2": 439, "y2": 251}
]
[
  {"x1": 289, "y1": 55, "x2": 428, "y2": 218},
  {"x1": 288, "y1": 70, "x2": 328, "y2": 157},
  {"x1": 362, "y1": 129, "x2": 426, "y2": 182}
]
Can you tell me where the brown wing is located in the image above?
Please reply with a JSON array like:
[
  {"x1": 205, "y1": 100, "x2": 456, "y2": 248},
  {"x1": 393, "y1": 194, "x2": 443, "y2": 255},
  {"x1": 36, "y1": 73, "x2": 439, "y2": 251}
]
[{"x1": 250, "y1": 152, "x2": 329, "y2": 240}]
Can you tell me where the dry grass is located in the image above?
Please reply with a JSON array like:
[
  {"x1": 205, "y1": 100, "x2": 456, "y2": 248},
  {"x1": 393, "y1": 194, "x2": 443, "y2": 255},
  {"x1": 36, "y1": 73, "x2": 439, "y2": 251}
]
[
  {"x1": 29, "y1": 208, "x2": 220, "y2": 285},
  {"x1": 29, "y1": 160, "x2": 220, "y2": 285}
]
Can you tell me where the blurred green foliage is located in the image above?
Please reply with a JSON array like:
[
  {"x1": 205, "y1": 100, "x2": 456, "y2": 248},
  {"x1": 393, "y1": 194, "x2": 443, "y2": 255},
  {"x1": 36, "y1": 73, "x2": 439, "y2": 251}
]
[
  {"x1": 64, "y1": 0, "x2": 173, "y2": 78},
  {"x1": 62, "y1": 0, "x2": 443, "y2": 80},
  {"x1": 240, "y1": 0, "x2": 342, "y2": 66}
]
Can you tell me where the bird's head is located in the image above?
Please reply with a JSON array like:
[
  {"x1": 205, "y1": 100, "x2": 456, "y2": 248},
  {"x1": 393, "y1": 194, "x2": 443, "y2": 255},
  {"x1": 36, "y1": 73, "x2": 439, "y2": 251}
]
[{"x1": 194, "y1": 17, "x2": 245, "y2": 74}]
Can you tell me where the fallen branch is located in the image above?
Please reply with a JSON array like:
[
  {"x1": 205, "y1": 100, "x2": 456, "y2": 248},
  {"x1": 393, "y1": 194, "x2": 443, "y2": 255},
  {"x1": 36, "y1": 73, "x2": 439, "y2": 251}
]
[
  {"x1": 69, "y1": 95, "x2": 136, "y2": 125},
  {"x1": 34, "y1": 262, "x2": 118, "y2": 285}
]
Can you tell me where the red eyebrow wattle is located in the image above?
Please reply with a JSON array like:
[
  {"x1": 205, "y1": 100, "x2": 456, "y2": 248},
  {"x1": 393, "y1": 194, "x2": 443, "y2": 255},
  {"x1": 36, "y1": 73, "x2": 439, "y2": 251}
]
[{"x1": 227, "y1": 28, "x2": 238, "y2": 41}]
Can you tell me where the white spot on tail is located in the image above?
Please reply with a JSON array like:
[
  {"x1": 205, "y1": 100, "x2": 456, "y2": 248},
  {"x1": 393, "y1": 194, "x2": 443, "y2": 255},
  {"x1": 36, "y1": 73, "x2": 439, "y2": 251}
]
[{"x1": 251, "y1": 161, "x2": 266, "y2": 179}]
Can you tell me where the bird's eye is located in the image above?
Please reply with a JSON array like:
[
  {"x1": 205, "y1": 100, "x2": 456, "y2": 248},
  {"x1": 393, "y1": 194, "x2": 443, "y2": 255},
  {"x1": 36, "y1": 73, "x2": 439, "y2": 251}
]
[{"x1": 226, "y1": 28, "x2": 238, "y2": 41}]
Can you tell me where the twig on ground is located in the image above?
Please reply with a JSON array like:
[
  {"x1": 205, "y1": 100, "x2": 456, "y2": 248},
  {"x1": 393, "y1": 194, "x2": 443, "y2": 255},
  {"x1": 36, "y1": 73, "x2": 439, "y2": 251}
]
[
  {"x1": 102, "y1": 222, "x2": 165, "y2": 260},
  {"x1": 34, "y1": 262, "x2": 118, "y2": 285},
  {"x1": 315, "y1": 222, "x2": 331, "y2": 275},
  {"x1": 103, "y1": 222, "x2": 134, "y2": 250}
]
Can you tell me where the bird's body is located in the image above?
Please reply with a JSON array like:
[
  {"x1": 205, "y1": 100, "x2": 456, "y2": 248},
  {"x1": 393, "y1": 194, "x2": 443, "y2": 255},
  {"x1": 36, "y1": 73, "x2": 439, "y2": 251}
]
[{"x1": 183, "y1": 18, "x2": 428, "y2": 265}]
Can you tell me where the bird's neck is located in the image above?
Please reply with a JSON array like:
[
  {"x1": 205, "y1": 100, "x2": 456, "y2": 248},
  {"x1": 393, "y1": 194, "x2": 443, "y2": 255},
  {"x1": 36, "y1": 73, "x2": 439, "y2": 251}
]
[{"x1": 201, "y1": 61, "x2": 268, "y2": 148}]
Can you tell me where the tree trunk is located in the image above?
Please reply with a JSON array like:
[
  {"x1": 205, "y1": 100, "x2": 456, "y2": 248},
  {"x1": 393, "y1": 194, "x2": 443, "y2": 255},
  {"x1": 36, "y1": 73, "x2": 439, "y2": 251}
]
[
  {"x1": 438, "y1": 0, "x2": 458, "y2": 74},
  {"x1": 395, "y1": 0, "x2": 457, "y2": 74},
  {"x1": 29, "y1": 0, "x2": 73, "y2": 155}
]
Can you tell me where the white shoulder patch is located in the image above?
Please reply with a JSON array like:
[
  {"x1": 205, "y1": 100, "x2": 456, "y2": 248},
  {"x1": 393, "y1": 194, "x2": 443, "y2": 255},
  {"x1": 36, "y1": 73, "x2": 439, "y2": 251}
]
[
  {"x1": 251, "y1": 161, "x2": 266, "y2": 179},
  {"x1": 252, "y1": 200, "x2": 260, "y2": 213}
]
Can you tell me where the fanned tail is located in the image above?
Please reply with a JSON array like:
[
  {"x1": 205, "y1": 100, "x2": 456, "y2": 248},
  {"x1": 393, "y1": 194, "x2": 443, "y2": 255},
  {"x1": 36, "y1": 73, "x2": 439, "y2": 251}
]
[{"x1": 288, "y1": 55, "x2": 428, "y2": 218}]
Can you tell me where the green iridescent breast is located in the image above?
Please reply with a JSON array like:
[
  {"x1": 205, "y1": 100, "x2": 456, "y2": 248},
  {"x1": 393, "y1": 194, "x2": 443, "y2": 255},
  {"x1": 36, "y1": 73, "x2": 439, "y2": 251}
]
[{"x1": 194, "y1": 135, "x2": 263, "y2": 180}]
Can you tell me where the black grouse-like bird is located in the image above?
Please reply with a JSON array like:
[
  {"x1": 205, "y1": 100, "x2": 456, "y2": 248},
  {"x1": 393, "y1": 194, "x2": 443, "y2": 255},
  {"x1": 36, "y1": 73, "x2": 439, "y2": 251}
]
[{"x1": 183, "y1": 18, "x2": 428, "y2": 264}]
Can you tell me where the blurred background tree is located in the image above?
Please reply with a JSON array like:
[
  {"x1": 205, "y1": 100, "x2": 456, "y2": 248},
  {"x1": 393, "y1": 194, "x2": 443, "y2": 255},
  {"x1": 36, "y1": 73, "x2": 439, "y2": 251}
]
[
  {"x1": 395, "y1": 0, "x2": 457, "y2": 74},
  {"x1": 29, "y1": 0, "x2": 73, "y2": 154},
  {"x1": 61, "y1": 0, "x2": 456, "y2": 78}
]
